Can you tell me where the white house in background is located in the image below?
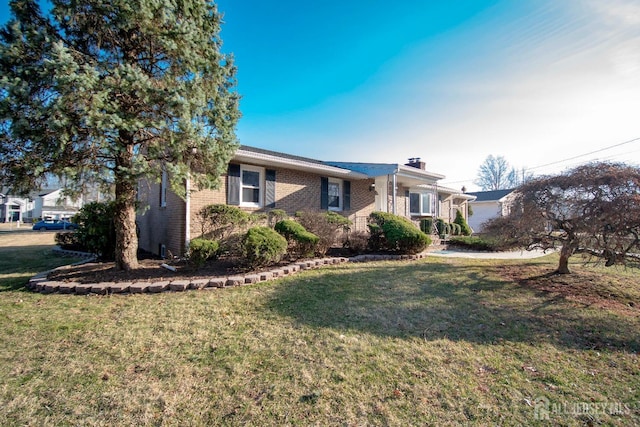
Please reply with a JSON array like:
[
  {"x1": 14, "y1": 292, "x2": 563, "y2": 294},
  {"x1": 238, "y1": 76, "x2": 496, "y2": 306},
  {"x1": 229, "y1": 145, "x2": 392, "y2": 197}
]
[
  {"x1": 0, "y1": 189, "x2": 34, "y2": 222},
  {"x1": 33, "y1": 189, "x2": 83, "y2": 220},
  {"x1": 466, "y1": 189, "x2": 516, "y2": 232}
]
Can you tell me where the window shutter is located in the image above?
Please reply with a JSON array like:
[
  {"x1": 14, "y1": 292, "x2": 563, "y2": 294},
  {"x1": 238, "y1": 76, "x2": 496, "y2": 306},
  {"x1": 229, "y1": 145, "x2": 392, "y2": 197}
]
[
  {"x1": 343, "y1": 180, "x2": 351, "y2": 211},
  {"x1": 227, "y1": 164, "x2": 240, "y2": 205},
  {"x1": 265, "y1": 169, "x2": 276, "y2": 208},
  {"x1": 320, "y1": 177, "x2": 329, "y2": 210}
]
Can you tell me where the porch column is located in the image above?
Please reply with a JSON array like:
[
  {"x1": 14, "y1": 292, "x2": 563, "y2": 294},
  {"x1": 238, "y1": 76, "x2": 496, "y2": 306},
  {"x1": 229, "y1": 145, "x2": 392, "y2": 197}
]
[{"x1": 392, "y1": 174, "x2": 397, "y2": 215}]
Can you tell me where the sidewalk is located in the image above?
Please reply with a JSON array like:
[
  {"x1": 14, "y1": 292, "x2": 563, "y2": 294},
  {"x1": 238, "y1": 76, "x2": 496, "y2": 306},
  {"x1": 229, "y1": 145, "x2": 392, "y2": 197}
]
[{"x1": 427, "y1": 248, "x2": 553, "y2": 259}]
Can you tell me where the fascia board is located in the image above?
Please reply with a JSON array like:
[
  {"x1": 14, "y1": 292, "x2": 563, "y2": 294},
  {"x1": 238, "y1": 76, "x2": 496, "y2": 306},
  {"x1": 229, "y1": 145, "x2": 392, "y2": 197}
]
[{"x1": 234, "y1": 149, "x2": 369, "y2": 179}]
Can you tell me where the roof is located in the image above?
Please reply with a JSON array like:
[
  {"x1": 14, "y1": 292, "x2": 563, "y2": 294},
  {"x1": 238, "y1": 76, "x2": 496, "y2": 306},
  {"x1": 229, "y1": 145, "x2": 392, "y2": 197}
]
[
  {"x1": 234, "y1": 146, "x2": 369, "y2": 179},
  {"x1": 238, "y1": 145, "x2": 326, "y2": 166},
  {"x1": 467, "y1": 189, "x2": 515, "y2": 202}
]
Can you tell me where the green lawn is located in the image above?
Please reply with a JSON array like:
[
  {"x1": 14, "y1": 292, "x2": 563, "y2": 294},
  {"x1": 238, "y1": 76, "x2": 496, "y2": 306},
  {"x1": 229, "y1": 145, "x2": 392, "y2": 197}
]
[{"x1": 0, "y1": 235, "x2": 638, "y2": 425}]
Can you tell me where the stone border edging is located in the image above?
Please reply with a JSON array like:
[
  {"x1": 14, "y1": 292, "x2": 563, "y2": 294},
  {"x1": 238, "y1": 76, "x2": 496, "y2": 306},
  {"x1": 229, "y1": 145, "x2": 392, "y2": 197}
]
[{"x1": 27, "y1": 252, "x2": 431, "y2": 296}]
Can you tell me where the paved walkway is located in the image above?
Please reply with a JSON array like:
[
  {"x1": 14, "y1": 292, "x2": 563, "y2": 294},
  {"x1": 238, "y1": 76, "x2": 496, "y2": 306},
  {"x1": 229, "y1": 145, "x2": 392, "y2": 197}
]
[{"x1": 426, "y1": 248, "x2": 554, "y2": 259}]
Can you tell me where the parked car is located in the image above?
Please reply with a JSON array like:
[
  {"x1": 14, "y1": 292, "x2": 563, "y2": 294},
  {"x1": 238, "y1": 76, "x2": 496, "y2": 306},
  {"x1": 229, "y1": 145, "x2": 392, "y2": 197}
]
[{"x1": 32, "y1": 220, "x2": 78, "y2": 231}]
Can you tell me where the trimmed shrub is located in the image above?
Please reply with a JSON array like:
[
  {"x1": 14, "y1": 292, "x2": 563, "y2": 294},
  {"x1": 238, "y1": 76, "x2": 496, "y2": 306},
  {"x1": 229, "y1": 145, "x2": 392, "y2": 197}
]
[
  {"x1": 275, "y1": 219, "x2": 319, "y2": 257},
  {"x1": 267, "y1": 209, "x2": 288, "y2": 227},
  {"x1": 72, "y1": 201, "x2": 117, "y2": 260},
  {"x1": 295, "y1": 211, "x2": 351, "y2": 256},
  {"x1": 197, "y1": 204, "x2": 249, "y2": 240},
  {"x1": 242, "y1": 226, "x2": 288, "y2": 267},
  {"x1": 368, "y1": 212, "x2": 431, "y2": 254},
  {"x1": 420, "y1": 218, "x2": 434, "y2": 235},
  {"x1": 449, "y1": 236, "x2": 499, "y2": 251},
  {"x1": 436, "y1": 219, "x2": 451, "y2": 238},
  {"x1": 450, "y1": 223, "x2": 462, "y2": 236},
  {"x1": 55, "y1": 232, "x2": 85, "y2": 251},
  {"x1": 188, "y1": 238, "x2": 219, "y2": 267},
  {"x1": 454, "y1": 209, "x2": 472, "y2": 236}
]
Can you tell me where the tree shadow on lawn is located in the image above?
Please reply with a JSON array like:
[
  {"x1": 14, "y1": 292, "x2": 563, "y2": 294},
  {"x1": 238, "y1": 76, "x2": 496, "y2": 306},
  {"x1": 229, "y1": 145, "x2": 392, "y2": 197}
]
[{"x1": 265, "y1": 260, "x2": 640, "y2": 352}]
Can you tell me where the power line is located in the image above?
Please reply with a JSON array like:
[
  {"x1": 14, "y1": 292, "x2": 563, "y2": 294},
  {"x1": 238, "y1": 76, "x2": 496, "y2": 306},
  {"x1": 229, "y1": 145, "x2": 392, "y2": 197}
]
[
  {"x1": 527, "y1": 136, "x2": 640, "y2": 172},
  {"x1": 440, "y1": 136, "x2": 640, "y2": 187}
]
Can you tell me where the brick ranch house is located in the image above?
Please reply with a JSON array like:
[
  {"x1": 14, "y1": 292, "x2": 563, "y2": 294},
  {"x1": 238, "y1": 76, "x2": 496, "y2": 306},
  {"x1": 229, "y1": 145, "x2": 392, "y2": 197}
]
[{"x1": 137, "y1": 145, "x2": 476, "y2": 257}]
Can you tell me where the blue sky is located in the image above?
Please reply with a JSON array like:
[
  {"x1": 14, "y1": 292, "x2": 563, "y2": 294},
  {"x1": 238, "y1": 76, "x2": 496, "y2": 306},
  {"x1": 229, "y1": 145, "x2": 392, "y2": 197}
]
[{"x1": 3, "y1": 0, "x2": 640, "y2": 189}]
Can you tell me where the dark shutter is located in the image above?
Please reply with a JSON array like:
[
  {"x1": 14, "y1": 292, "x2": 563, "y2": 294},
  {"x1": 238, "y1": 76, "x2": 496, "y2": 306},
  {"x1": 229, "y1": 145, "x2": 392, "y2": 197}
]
[
  {"x1": 320, "y1": 177, "x2": 329, "y2": 210},
  {"x1": 227, "y1": 164, "x2": 240, "y2": 205},
  {"x1": 343, "y1": 180, "x2": 351, "y2": 211},
  {"x1": 265, "y1": 169, "x2": 276, "y2": 208}
]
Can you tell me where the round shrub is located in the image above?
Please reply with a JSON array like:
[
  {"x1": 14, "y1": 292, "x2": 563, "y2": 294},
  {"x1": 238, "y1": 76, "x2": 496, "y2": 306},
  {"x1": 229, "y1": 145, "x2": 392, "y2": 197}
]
[
  {"x1": 274, "y1": 219, "x2": 319, "y2": 257},
  {"x1": 188, "y1": 238, "x2": 219, "y2": 268},
  {"x1": 242, "y1": 226, "x2": 288, "y2": 267},
  {"x1": 368, "y1": 212, "x2": 431, "y2": 254}
]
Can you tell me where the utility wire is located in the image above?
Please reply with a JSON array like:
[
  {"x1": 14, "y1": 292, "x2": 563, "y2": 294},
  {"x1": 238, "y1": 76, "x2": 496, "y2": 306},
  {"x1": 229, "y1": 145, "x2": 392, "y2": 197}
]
[
  {"x1": 441, "y1": 136, "x2": 640, "y2": 186},
  {"x1": 527, "y1": 136, "x2": 640, "y2": 172}
]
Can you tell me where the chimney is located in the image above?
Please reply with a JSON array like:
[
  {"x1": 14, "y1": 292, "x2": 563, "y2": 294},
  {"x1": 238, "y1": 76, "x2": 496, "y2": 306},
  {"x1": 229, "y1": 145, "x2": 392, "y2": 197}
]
[{"x1": 405, "y1": 157, "x2": 426, "y2": 170}]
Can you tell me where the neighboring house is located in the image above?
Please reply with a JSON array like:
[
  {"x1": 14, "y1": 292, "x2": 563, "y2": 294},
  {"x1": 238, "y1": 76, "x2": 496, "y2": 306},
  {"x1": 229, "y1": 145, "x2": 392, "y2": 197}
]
[
  {"x1": 466, "y1": 189, "x2": 516, "y2": 232},
  {"x1": 32, "y1": 189, "x2": 84, "y2": 221},
  {"x1": 0, "y1": 187, "x2": 85, "y2": 222},
  {"x1": 0, "y1": 188, "x2": 33, "y2": 223},
  {"x1": 136, "y1": 146, "x2": 476, "y2": 257}
]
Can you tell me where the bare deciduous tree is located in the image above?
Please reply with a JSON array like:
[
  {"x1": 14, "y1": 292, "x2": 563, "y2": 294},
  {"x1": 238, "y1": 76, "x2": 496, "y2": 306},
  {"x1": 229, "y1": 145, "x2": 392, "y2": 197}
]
[
  {"x1": 483, "y1": 162, "x2": 640, "y2": 274},
  {"x1": 474, "y1": 155, "x2": 531, "y2": 190}
]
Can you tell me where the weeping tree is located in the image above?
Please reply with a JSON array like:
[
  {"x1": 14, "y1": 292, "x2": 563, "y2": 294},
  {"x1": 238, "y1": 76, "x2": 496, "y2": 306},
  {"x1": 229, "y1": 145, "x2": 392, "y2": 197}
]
[
  {"x1": 0, "y1": 0, "x2": 240, "y2": 270},
  {"x1": 483, "y1": 162, "x2": 640, "y2": 274}
]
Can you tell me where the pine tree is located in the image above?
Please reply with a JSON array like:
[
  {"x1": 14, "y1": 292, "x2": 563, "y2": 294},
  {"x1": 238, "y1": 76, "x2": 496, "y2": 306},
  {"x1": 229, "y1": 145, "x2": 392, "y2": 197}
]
[{"x1": 0, "y1": 0, "x2": 240, "y2": 270}]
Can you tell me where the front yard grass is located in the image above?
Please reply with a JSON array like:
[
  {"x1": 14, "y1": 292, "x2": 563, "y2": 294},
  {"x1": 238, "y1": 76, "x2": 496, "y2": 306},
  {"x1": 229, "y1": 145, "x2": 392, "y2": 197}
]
[{"x1": 0, "y1": 238, "x2": 638, "y2": 425}]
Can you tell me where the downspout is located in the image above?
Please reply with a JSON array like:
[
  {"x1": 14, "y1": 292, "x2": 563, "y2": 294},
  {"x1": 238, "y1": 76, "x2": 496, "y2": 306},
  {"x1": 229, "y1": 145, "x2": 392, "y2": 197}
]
[{"x1": 184, "y1": 176, "x2": 191, "y2": 255}]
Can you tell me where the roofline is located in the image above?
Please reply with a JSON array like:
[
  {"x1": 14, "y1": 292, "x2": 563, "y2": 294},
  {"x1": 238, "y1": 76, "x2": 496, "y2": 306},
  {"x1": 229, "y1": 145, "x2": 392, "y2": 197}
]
[
  {"x1": 396, "y1": 164, "x2": 446, "y2": 181},
  {"x1": 234, "y1": 147, "x2": 370, "y2": 179}
]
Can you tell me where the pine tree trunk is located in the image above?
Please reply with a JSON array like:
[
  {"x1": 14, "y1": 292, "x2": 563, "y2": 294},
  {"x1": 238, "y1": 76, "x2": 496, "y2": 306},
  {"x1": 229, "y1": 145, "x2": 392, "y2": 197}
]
[{"x1": 114, "y1": 139, "x2": 139, "y2": 271}]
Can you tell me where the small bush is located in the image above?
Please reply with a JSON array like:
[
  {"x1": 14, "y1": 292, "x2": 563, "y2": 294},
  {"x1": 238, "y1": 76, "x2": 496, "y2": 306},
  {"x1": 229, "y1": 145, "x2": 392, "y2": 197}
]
[
  {"x1": 344, "y1": 230, "x2": 370, "y2": 254},
  {"x1": 450, "y1": 223, "x2": 461, "y2": 236},
  {"x1": 448, "y1": 236, "x2": 503, "y2": 251},
  {"x1": 73, "y1": 201, "x2": 117, "y2": 259},
  {"x1": 436, "y1": 219, "x2": 451, "y2": 238},
  {"x1": 368, "y1": 212, "x2": 431, "y2": 254},
  {"x1": 454, "y1": 209, "x2": 472, "y2": 236},
  {"x1": 295, "y1": 211, "x2": 351, "y2": 256},
  {"x1": 267, "y1": 209, "x2": 288, "y2": 227},
  {"x1": 188, "y1": 238, "x2": 219, "y2": 267},
  {"x1": 54, "y1": 232, "x2": 85, "y2": 251},
  {"x1": 242, "y1": 226, "x2": 288, "y2": 267},
  {"x1": 275, "y1": 219, "x2": 319, "y2": 257},
  {"x1": 420, "y1": 219, "x2": 433, "y2": 235},
  {"x1": 197, "y1": 204, "x2": 249, "y2": 240}
]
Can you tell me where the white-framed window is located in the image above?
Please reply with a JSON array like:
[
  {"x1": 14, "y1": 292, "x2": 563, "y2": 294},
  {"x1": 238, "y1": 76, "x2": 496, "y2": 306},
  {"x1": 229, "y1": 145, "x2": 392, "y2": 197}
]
[
  {"x1": 240, "y1": 165, "x2": 264, "y2": 207},
  {"x1": 328, "y1": 178, "x2": 342, "y2": 211},
  {"x1": 409, "y1": 191, "x2": 434, "y2": 215}
]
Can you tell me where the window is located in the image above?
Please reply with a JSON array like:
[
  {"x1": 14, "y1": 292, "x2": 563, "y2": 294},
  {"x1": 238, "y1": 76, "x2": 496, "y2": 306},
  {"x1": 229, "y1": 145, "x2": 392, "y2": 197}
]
[
  {"x1": 240, "y1": 165, "x2": 264, "y2": 207},
  {"x1": 328, "y1": 179, "x2": 342, "y2": 211},
  {"x1": 160, "y1": 170, "x2": 168, "y2": 207},
  {"x1": 321, "y1": 177, "x2": 350, "y2": 211},
  {"x1": 409, "y1": 191, "x2": 434, "y2": 215}
]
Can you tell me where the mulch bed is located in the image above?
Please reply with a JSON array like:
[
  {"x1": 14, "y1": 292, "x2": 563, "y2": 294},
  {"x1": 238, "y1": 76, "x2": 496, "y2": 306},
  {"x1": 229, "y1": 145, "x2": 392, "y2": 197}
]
[{"x1": 47, "y1": 257, "x2": 269, "y2": 284}]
